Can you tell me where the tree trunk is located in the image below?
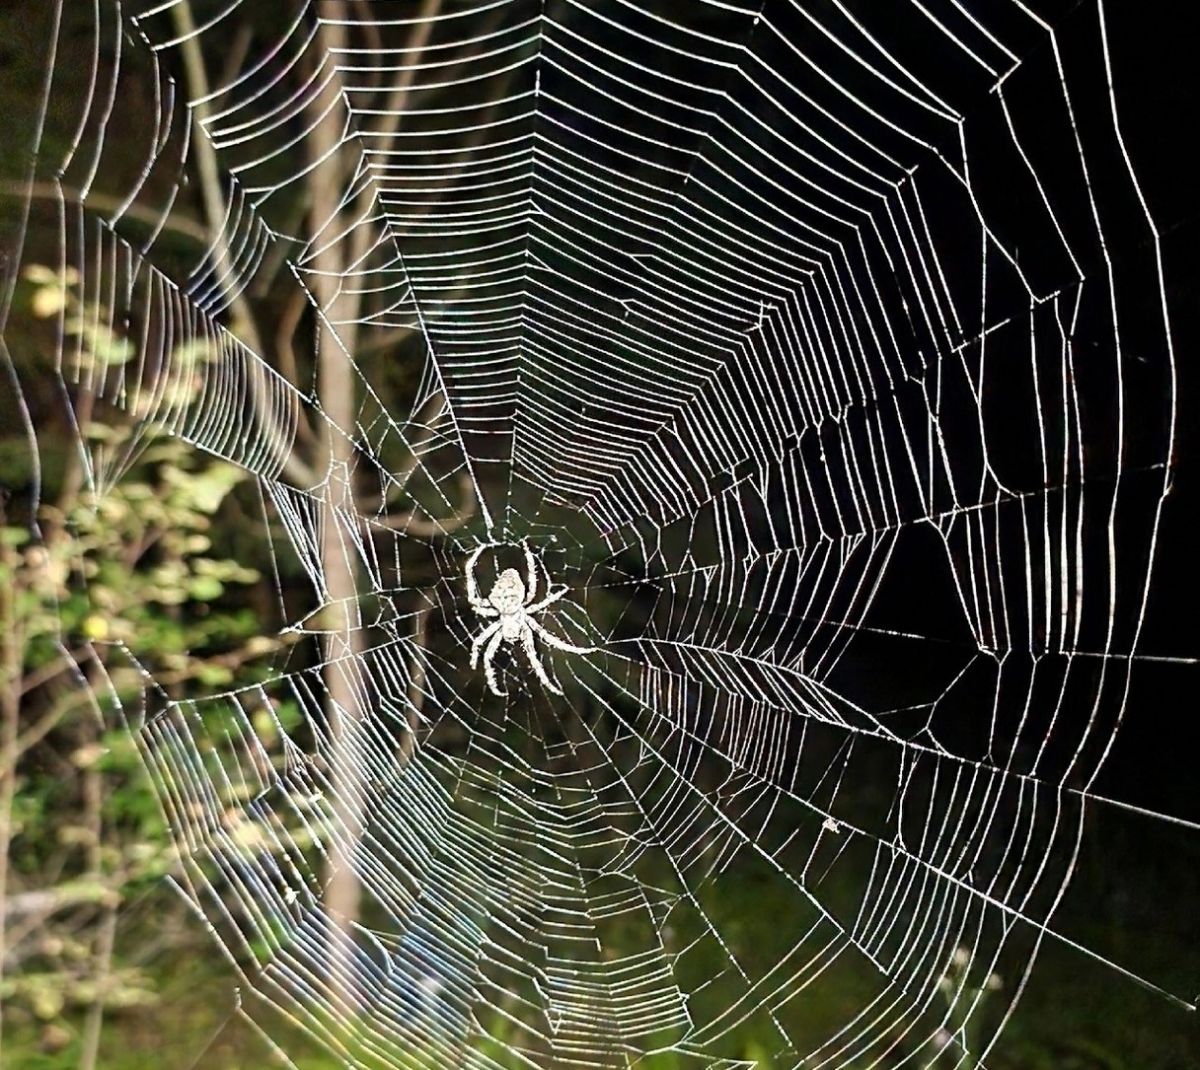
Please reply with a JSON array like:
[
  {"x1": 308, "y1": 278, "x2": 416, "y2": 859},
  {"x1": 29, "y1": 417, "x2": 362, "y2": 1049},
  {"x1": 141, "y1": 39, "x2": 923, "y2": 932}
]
[{"x1": 306, "y1": 4, "x2": 366, "y2": 1013}]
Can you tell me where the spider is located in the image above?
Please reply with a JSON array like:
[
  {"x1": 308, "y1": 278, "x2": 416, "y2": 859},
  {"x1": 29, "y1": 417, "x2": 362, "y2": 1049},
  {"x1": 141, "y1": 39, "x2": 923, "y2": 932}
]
[{"x1": 465, "y1": 541, "x2": 594, "y2": 696}]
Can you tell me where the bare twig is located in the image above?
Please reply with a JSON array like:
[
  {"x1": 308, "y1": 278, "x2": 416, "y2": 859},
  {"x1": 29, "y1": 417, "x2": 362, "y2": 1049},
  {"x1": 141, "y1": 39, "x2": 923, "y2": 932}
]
[
  {"x1": 349, "y1": 0, "x2": 442, "y2": 270},
  {"x1": 349, "y1": 0, "x2": 386, "y2": 94},
  {"x1": 170, "y1": 5, "x2": 261, "y2": 351},
  {"x1": 2, "y1": 883, "x2": 117, "y2": 919},
  {"x1": 1, "y1": 650, "x2": 110, "y2": 766},
  {"x1": 398, "y1": 601, "x2": 432, "y2": 766},
  {"x1": 218, "y1": 20, "x2": 255, "y2": 97},
  {"x1": 77, "y1": 713, "x2": 113, "y2": 1070},
  {"x1": 274, "y1": 290, "x2": 312, "y2": 415},
  {"x1": 0, "y1": 181, "x2": 209, "y2": 244},
  {"x1": 354, "y1": 390, "x2": 447, "y2": 511},
  {"x1": 19, "y1": 646, "x2": 90, "y2": 697},
  {"x1": 78, "y1": 910, "x2": 116, "y2": 1070},
  {"x1": 171, "y1": 2, "x2": 318, "y2": 490},
  {"x1": 382, "y1": 470, "x2": 476, "y2": 537},
  {"x1": 249, "y1": 191, "x2": 309, "y2": 297}
]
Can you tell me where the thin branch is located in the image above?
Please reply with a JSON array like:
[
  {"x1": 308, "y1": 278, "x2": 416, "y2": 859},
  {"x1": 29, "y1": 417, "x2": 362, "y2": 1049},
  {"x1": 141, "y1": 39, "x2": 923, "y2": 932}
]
[
  {"x1": 0, "y1": 181, "x2": 209, "y2": 244},
  {"x1": 77, "y1": 713, "x2": 111, "y2": 1070},
  {"x1": 249, "y1": 192, "x2": 309, "y2": 297},
  {"x1": 274, "y1": 288, "x2": 308, "y2": 393},
  {"x1": 172, "y1": 2, "x2": 318, "y2": 489},
  {"x1": 349, "y1": 0, "x2": 442, "y2": 270},
  {"x1": 0, "y1": 671, "x2": 106, "y2": 775},
  {"x1": 171, "y1": 4, "x2": 262, "y2": 349},
  {"x1": 19, "y1": 646, "x2": 90, "y2": 697},
  {"x1": 218, "y1": 20, "x2": 255, "y2": 96},
  {"x1": 382, "y1": 470, "x2": 476, "y2": 537},
  {"x1": 77, "y1": 909, "x2": 116, "y2": 1070},
  {"x1": 351, "y1": 390, "x2": 447, "y2": 512},
  {"x1": 349, "y1": 0, "x2": 386, "y2": 94},
  {"x1": 2, "y1": 884, "x2": 119, "y2": 919},
  {"x1": 368, "y1": 0, "x2": 442, "y2": 142},
  {"x1": 398, "y1": 601, "x2": 432, "y2": 767}
]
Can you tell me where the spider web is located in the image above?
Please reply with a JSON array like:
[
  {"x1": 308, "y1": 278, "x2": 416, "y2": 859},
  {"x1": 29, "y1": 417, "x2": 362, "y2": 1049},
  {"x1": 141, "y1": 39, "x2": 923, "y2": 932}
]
[{"x1": 1, "y1": 1, "x2": 1193, "y2": 1067}]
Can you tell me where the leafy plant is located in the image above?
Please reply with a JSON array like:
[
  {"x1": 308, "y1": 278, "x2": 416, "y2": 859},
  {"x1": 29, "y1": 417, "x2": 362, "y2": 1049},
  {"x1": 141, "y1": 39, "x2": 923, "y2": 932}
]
[{"x1": 0, "y1": 266, "x2": 293, "y2": 1063}]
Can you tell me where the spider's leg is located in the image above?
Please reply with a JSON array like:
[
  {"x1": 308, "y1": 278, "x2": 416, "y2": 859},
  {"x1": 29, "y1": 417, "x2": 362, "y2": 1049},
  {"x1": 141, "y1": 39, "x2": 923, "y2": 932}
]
[
  {"x1": 482, "y1": 627, "x2": 506, "y2": 696},
  {"x1": 529, "y1": 617, "x2": 596, "y2": 655},
  {"x1": 522, "y1": 539, "x2": 538, "y2": 604},
  {"x1": 525, "y1": 587, "x2": 568, "y2": 614},
  {"x1": 470, "y1": 620, "x2": 501, "y2": 668},
  {"x1": 521, "y1": 624, "x2": 562, "y2": 695},
  {"x1": 473, "y1": 604, "x2": 499, "y2": 619},
  {"x1": 465, "y1": 545, "x2": 490, "y2": 611}
]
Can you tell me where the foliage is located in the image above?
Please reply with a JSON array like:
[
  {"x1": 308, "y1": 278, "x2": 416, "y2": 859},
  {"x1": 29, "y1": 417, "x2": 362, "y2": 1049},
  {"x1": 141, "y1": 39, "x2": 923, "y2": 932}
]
[{"x1": 0, "y1": 266, "x2": 291, "y2": 1058}]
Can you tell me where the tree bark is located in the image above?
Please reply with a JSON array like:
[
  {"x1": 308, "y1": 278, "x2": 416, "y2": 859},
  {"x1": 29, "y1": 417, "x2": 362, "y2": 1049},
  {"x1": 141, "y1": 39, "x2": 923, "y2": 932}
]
[{"x1": 305, "y1": 3, "x2": 366, "y2": 1011}]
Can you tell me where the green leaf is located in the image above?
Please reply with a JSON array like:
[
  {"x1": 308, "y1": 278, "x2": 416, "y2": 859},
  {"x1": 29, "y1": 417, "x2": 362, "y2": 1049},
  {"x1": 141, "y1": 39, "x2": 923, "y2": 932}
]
[
  {"x1": 170, "y1": 462, "x2": 243, "y2": 514},
  {"x1": 88, "y1": 325, "x2": 136, "y2": 365},
  {"x1": 187, "y1": 575, "x2": 224, "y2": 601},
  {"x1": 195, "y1": 663, "x2": 234, "y2": 687}
]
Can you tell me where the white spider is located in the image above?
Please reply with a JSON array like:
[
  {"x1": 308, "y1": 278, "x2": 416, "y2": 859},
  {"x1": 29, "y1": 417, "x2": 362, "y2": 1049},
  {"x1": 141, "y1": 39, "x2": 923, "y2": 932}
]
[{"x1": 465, "y1": 541, "x2": 594, "y2": 696}]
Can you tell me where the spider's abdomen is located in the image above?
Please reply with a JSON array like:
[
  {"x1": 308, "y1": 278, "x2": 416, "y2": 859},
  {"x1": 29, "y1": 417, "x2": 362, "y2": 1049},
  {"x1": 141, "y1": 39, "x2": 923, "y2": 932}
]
[{"x1": 488, "y1": 568, "x2": 526, "y2": 613}]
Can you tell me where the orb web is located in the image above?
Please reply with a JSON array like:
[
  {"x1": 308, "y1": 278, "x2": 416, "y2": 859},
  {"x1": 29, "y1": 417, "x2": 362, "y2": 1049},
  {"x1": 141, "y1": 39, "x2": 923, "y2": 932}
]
[{"x1": 0, "y1": 1, "x2": 1189, "y2": 1068}]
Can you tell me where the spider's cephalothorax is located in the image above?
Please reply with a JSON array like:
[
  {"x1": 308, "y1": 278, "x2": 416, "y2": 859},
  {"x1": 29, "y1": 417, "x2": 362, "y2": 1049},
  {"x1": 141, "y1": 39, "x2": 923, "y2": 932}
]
[{"x1": 465, "y1": 542, "x2": 594, "y2": 696}]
